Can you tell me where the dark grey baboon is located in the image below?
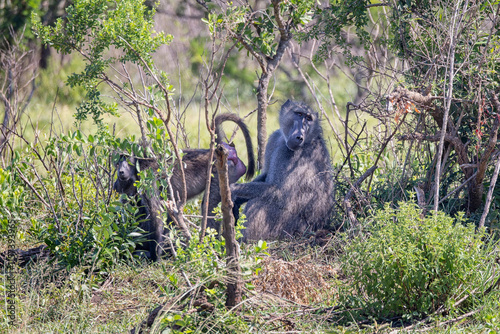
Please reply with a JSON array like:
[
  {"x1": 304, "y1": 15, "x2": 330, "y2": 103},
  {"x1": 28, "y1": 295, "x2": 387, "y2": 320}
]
[
  {"x1": 113, "y1": 113, "x2": 255, "y2": 260},
  {"x1": 114, "y1": 157, "x2": 164, "y2": 261},
  {"x1": 231, "y1": 100, "x2": 334, "y2": 240}
]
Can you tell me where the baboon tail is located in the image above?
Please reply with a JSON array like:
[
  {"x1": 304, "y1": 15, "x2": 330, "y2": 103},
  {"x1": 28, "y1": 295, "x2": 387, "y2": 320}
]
[{"x1": 214, "y1": 113, "x2": 255, "y2": 180}]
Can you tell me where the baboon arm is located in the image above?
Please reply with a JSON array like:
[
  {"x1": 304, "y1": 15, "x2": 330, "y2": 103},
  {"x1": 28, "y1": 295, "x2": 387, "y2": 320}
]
[
  {"x1": 230, "y1": 182, "x2": 273, "y2": 201},
  {"x1": 251, "y1": 173, "x2": 267, "y2": 183},
  {"x1": 231, "y1": 181, "x2": 274, "y2": 222}
]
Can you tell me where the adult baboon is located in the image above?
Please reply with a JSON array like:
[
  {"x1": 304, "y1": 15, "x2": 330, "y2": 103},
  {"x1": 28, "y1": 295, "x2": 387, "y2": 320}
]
[
  {"x1": 113, "y1": 113, "x2": 255, "y2": 259},
  {"x1": 231, "y1": 100, "x2": 334, "y2": 240}
]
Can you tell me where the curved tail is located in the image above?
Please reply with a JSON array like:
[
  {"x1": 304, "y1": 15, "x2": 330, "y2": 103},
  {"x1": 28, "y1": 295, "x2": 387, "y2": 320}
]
[{"x1": 214, "y1": 113, "x2": 255, "y2": 180}]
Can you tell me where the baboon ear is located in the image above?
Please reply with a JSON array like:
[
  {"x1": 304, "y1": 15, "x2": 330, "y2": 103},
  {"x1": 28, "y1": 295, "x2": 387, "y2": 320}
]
[
  {"x1": 114, "y1": 154, "x2": 124, "y2": 166},
  {"x1": 282, "y1": 99, "x2": 293, "y2": 109}
]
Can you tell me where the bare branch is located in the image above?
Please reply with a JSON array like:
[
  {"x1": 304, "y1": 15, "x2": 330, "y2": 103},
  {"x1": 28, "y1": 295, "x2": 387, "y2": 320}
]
[
  {"x1": 366, "y1": 2, "x2": 390, "y2": 8},
  {"x1": 344, "y1": 165, "x2": 378, "y2": 229},
  {"x1": 479, "y1": 153, "x2": 500, "y2": 229},
  {"x1": 214, "y1": 144, "x2": 242, "y2": 308}
]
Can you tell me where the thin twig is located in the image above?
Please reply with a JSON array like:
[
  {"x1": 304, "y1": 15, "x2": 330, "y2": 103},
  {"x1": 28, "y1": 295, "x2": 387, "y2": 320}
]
[
  {"x1": 344, "y1": 165, "x2": 378, "y2": 229},
  {"x1": 438, "y1": 171, "x2": 478, "y2": 205},
  {"x1": 434, "y1": 0, "x2": 469, "y2": 211},
  {"x1": 479, "y1": 152, "x2": 500, "y2": 228},
  {"x1": 14, "y1": 166, "x2": 49, "y2": 207}
]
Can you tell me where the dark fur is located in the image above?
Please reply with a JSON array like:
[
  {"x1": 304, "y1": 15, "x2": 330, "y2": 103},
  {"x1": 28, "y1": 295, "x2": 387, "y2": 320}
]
[
  {"x1": 231, "y1": 100, "x2": 334, "y2": 240},
  {"x1": 114, "y1": 157, "x2": 165, "y2": 260},
  {"x1": 113, "y1": 113, "x2": 255, "y2": 259}
]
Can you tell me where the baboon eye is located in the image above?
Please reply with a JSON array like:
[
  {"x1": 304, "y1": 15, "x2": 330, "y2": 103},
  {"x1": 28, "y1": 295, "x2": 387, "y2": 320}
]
[
  {"x1": 296, "y1": 112, "x2": 303, "y2": 117},
  {"x1": 306, "y1": 115, "x2": 313, "y2": 121}
]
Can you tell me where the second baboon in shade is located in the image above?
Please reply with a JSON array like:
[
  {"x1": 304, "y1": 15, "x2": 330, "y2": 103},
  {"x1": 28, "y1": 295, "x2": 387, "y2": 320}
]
[{"x1": 114, "y1": 113, "x2": 254, "y2": 260}]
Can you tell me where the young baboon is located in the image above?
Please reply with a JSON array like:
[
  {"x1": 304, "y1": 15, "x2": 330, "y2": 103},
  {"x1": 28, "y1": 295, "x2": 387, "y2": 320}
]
[
  {"x1": 113, "y1": 113, "x2": 255, "y2": 259},
  {"x1": 114, "y1": 157, "x2": 164, "y2": 261},
  {"x1": 231, "y1": 100, "x2": 334, "y2": 240}
]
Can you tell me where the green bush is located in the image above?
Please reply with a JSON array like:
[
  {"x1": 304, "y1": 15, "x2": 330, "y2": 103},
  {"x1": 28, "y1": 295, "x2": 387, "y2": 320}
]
[
  {"x1": 156, "y1": 217, "x2": 267, "y2": 333},
  {"x1": 30, "y1": 197, "x2": 146, "y2": 272},
  {"x1": 0, "y1": 166, "x2": 27, "y2": 243},
  {"x1": 342, "y1": 201, "x2": 495, "y2": 318},
  {"x1": 26, "y1": 127, "x2": 157, "y2": 273}
]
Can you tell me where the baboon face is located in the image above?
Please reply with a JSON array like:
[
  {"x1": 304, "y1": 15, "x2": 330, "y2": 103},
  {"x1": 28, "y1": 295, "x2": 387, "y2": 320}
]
[
  {"x1": 222, "y1": 142, "x2": 247, "y2": 183},
  {"x1": 113, "y1": 156, "x2": 139, "y2": 196},
  {"x1": 279, "y1": 100, "x2": 318, "y2": 151},
  {"x1": 116, "y1": 156, "x2": 137, "y2": 182},
  {"x1": 224, "y1": 142, "x2": 238, "y2": 168}
]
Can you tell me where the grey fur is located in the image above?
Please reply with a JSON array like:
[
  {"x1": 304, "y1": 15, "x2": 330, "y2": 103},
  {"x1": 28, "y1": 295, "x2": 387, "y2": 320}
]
[{"x1": 231, "y1": 100, "x2": 334, "y2": 240}]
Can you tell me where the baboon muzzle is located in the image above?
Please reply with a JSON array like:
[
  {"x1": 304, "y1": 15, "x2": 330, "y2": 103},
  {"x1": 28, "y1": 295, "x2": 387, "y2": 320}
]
[{"x1": 287, "y1": 120, "x2": 306, "y2": 151}]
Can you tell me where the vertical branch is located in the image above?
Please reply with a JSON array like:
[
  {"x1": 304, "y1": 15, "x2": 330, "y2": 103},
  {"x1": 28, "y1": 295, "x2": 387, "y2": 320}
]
[
  {"x1": 217, "y1": 0, "x2": 292, "y2": 168},
  {"x1": 475, "y1": 93, "x2": 500, "y2": 187},
  {"x1": 199, "y1": 42, "x2": 235, "y2": 242},
  {"x1": 479, "y1": 153, "x2": 500, "y2": 229},
  {"x1": 199, "y1": 1, "x2": 295, "y2": 169},
  {"x1": 479, "y1": 93, "x2": 500, "y2": 228},
  {"x1": 366, "y1": 113, "x2": 407, "y2": 193},
  {"x1": 104, "y1": 68, "x2": 192, "y2": 240},
  {"x1": 199, "y1": 102, "x2": 217, "y2": 242},
  {"x1": 345, "y1": 103, "x2": 355, "y2": 179},
  {"x1": 0, "y1": 32, "x2": 37, "y2": 159},
  {"x1": 433, "y1": 0, "x2": 468, "y2": 211},
  {"x1": 123, "y1": 64, "x2": 148, "y2": 148},
  {"x1": 0, "y1": 69, "x2": 13, "y2": 155},
  {"x1": 255, "y1": 0, "x2": 292, "y2": 168},
  {"x1": 256, "y1": 69, "x2": 270, "y2": 170},
  {"x1": 214, "y1": 144, "x2": 242, "y2": 309},
  {"x1": 130, "y1": 54, "x2": 192, "y2": 240},
  {"x1": 199, "y1": 38, "x2": 219, "y2": 242},
  {"x1": 344, "y1": 165, "x2": 378, "y2": 230}
]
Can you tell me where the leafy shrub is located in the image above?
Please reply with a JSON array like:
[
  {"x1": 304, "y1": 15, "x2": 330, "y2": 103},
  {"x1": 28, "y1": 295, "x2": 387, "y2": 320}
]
[
  {"x1": 30, "y1": 197, "x2": 145, "y2": 272},
  {"x1": 0, "y1": 166, "x2": 27, "y2": 243},
  {"x1": 156, "y1": 217, "x2": 267, "y2": 333},
  {"x1": 26, "y1": 127, "x2": 161, "y2": 273},
  {"x1": 342, "y1": 201, "x2": 495, "y2": 318},
  {"x1": 173, "y1": 216, "x2": 261, "y2": 285}
]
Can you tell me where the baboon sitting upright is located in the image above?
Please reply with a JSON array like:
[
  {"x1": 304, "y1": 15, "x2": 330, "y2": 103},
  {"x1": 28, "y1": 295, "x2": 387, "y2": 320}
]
[
  {"x1": 231, "y1": 100, "x2": 334, "y2": 240},
  {"x1": 114, "y1": 113, "x2": 255, "y2": 260}
]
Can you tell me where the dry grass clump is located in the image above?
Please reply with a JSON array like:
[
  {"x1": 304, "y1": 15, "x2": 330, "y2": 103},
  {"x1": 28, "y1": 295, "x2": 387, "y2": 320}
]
[{"x1": 253, "y1": 257, "x2": 337, "y2": 304}]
